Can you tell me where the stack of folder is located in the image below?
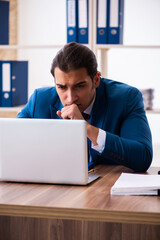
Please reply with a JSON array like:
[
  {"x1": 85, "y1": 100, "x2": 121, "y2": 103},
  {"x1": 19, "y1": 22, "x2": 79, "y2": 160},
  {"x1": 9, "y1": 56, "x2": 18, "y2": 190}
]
[
  {"x1": 0, "y1": 2, "x2": 28, "y2": 108},
  {"x1": 140, "y1": 88, "x2": 154, "y2": 110},
  {"x1": 67, "y1": 0, "x2": 88, "y2": 44},
  {"x1": 0, "y1": 0, "x2": 9, "y2": 45},
  {"x1": 111, "y1": 173, "x2": 160, "y2": 196},
  {"x1": 97, "y1": 0, "x2": 124, "y2": 44},
  {"x1": 66, "y1": 0, "x2": 124, "y2": 45}
]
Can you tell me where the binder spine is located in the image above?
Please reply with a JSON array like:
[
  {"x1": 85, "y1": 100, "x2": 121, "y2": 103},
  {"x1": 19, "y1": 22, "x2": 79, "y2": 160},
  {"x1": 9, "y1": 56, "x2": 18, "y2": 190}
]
[
  {"x1": 67, "y1": 0, "x2": 78, "y2": 43},
  {"x1": 119, "y1": 0, "x2": 124, "y2": 44},
  {"x1": 1, "y1": 62, "x2": 12, "y2": 107},
  {"x1": 108, "y1": 0, "x2": 124, "y2": 44},
  {"x1": 0, "y1": 61, "x2": 28, "y2": 107},
  {"x1": 0, "y1": 63, "x2": 2, "y2": 106},
  {"x1": 78, "y1": 0, "x2": 88, "y2": 44},
  {"x1": 97, "y1": 0, "x2": 108, "y2": 44},
  {"x1": 0, "y1": 1, "x2": 9, "y2": 45},
  {"x1": 12, "y1": 61, "x2": 28, "y2": 106}
]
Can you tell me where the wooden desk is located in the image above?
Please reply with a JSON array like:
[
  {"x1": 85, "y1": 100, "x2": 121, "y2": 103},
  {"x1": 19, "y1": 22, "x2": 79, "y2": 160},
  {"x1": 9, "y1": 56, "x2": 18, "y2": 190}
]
[{"x1": 0, "y1": 165, "x2": 160, "y2": 240}]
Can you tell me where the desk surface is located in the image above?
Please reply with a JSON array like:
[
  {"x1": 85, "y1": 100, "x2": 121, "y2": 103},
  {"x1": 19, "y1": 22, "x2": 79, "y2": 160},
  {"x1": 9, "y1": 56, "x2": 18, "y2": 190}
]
[{"x1": 0, "y1": 165, "x2": 160, "y2": 226}]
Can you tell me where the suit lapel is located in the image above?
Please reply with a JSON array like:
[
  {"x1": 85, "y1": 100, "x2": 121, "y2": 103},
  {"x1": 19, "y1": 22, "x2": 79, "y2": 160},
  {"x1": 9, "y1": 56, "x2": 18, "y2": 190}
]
[
  {"x1": 89, "y1": 80, "x2": 108, "y2": 164},
  {"x1": 50, "y1": 98, "x2": 63, "y2": 119}
]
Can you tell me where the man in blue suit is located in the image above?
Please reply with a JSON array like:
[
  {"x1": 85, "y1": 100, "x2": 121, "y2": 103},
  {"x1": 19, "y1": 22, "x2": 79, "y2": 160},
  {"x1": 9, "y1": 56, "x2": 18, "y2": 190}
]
[{"x1": 17, "y1": 42, "x2": 152, "y2": 172}]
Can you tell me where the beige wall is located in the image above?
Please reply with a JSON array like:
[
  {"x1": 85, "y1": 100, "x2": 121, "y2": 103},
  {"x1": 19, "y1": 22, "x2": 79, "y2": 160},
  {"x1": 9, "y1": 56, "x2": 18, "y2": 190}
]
[{"x1": 0, "y1": 0, "x2": 17, "y2": 60}]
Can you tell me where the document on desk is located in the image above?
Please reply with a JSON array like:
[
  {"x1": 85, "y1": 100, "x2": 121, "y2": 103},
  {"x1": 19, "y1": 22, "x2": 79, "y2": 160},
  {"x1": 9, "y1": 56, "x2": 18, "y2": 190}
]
[{"x1": 111, "y1": 173, "x2": 160, "y2": 195}]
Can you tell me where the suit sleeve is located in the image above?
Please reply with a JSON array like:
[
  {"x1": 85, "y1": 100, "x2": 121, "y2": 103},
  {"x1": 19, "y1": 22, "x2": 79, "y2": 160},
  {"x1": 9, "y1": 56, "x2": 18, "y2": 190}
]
[
  {"x1": 17, "y1": 90, "x2": 37, "y2": 118},
  {"x1": 100, "y1": 88, "x2": 153, "y2": 172}
]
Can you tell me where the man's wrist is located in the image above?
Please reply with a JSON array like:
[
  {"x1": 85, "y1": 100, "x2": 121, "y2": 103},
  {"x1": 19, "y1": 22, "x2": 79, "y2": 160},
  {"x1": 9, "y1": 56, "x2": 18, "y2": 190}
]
[
  {"x1": 91, "y1": 128, "x2": 106, "y2": 153},
  {"x1": 86, "y1": 123, "x2": 99, "y2": 146}
]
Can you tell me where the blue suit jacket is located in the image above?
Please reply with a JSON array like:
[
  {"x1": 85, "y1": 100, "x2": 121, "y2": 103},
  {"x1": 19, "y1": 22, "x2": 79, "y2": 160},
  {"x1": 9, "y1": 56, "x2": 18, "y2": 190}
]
[{"x1": 17, "y1": 78, "x2": 153, "y2": 172}]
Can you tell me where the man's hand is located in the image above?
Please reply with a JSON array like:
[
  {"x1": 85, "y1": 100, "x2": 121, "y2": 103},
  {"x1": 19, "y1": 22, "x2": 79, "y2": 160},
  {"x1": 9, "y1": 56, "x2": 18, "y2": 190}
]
[
  {"x1": 57, "y1": 104, "x2": 99, "y2": 146},
  {"x1": 57, "y1": 104, "x2": 84, "y2": 120}
]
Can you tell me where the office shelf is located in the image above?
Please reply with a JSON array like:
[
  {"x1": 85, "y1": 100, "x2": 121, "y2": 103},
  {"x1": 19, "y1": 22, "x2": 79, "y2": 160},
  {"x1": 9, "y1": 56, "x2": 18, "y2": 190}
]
[
  {"x1": 96, "y1": 45, "x2": 160, "y2": 50},
  {"x1": 146, "y1": 109, "x2": 160, "y2": 114},
  {"x1": 0, "y1": 44, "x2": 64, "y2": 49},
  {"x1": 1, "y1": 0, "x2": 159, "y2": 113},
  {"x1": 0, "y1": 106, "x2": 23, "y2": 118}
]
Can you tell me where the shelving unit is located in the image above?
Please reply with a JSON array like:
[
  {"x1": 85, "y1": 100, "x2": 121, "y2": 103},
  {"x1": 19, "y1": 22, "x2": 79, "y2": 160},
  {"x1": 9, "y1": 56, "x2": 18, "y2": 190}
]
[
  {"x1": 96, "y1": 44, "x2": 160, "y2": 113},
  {"x1": 0, "y1": 0, "x2": 160, "y2": 116},
  {"x1": 87, "y1": 0, "x2": 160, "y2": 79},
  {"x1": 87, "y1": 0, "x2": 160, "y2": 114},
  {"x1": 1, "y1": 43, "x2": 159, "y2": 79},
  {"x1": 95, "y1": 44, "x2": 160, "y2": 78}
]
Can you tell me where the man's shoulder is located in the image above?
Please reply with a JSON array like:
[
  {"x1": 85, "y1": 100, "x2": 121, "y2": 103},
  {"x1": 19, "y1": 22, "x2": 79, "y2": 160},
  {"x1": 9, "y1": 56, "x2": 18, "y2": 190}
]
[
  {"x1": 35, "y1": 86, "x2": 57, "y2": 96},
  {"x1": 101, "y1": 78, "x2": 139, "y2": 97},
  {"x1": 101, "y1": 78, "x2": 133, "y2": 90},
  {"x1": 31, "y1": 86, "x2": 59, "y2": 108}
]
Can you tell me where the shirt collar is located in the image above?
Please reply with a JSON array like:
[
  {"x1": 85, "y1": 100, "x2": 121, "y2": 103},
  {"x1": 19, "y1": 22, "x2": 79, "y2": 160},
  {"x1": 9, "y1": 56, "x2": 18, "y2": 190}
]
[{"x1": 83, "y1": 94, "x2": 96, "y2": 115}]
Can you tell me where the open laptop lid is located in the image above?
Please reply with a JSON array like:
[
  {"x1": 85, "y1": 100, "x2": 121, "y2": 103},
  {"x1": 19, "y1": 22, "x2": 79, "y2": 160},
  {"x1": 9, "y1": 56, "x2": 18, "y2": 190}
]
[{"x1": 0, "y1": 118, "x2": 90, "y2": 185}]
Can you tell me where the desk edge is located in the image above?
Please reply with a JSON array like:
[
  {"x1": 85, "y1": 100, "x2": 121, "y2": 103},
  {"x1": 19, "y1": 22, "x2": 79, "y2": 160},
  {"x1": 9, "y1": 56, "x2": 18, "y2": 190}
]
[{"x1": 0, "y1": 204, "x2": 160, "y2": 225}]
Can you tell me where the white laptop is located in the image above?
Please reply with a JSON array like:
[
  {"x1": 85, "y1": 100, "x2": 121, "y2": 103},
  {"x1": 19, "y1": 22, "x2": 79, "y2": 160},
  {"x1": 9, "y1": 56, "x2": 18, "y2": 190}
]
[{"x1": 0, "y1": 118, "x2": 100, "y2": 185}]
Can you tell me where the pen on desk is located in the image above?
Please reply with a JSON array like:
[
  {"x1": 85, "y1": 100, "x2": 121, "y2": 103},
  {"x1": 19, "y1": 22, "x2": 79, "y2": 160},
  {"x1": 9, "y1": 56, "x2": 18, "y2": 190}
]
[{"x1": 88, "y1": 168, "x2": 97, "y2": 174}]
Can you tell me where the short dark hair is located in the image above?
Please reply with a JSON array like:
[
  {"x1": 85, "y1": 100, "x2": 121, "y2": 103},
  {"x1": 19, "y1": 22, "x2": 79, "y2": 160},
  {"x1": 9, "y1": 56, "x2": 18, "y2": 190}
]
[{"x1": 51, "y1": 42, "x2": 98, "y2": 80}]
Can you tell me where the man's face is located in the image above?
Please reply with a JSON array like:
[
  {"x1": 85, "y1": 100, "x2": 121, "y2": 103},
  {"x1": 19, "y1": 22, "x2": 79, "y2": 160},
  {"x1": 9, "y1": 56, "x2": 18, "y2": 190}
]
[{"x1": 54, "y1": 67, "x2": 100, "y2": 112}]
